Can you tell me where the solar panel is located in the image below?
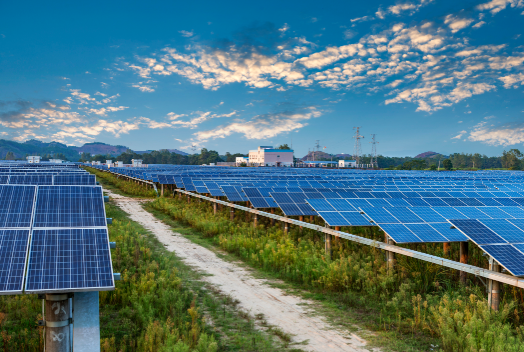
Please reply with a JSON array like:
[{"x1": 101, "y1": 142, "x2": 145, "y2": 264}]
[
  {"x1": 33, "y1": 186, "x2": 106, "y2": 228},
  {"x1": 380, "y1": 224, "x2": 423, "y2": 243},
  {"x1": 25, "y1": 228, "x2": 114, "y2": 293},
  {"x1": 0, "y1": 230, "x2": 30, "y2": 294},
  {"x1": 0, "y1": 185, "x2": 36, "y2": 228},
  {"x1": 449, "y1": 219, "x2": 506, "y2": 245},
  {"x1": 317, "y1": 212, "x2": 350, "y2": 226},
  {"x1": 478, "y1": 244, "x2": 524, "y2": 277}
]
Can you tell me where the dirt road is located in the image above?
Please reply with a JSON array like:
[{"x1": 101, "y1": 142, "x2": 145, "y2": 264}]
[{"x1": 108, "y1": 190, "x2": 378, "y2": 352}]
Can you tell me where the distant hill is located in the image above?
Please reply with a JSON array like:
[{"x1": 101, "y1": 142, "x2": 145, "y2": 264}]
[
  {"x1": 0, "y1": 139, "x2": 192, "y2": 161},
  {"x1": 70, "y1": 142, "x2": 129, "y2": 156},
  {"x1": 134, "y1": 149, "x2": 189, "y2": 156},
  {"x1": 301, "y1": 151, "x2": 333, "y2": 161},
  {"x1": 414, "y1": 151, "x2": 447, "y2": 159}
]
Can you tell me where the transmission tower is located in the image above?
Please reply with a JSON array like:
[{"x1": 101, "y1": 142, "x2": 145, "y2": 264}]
[
  {"x1": 370, "y1": 134, "x2": 379, "y2": 168},
  {"x1": 353, "y1": 127, "x2": 364, "y2": 167}
]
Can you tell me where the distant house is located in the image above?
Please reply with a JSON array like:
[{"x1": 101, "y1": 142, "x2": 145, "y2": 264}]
[
  {"x1": 27, "y1": 156, "x2": 41, "y2": 163},
  {"x1": 248, "y1": 146, "x2": 293, "y2": 167},
  {"x1": 235, "y1": 157, "x2": 249, "y2": 165},
  {"x1": 131, "y1": 159, "x2": 143, "y2": 167},
  {"x1": 339, "y1": 160, "x2": 357, "y2": 168},
  {"x1": 49, "y1": 159, "x2": 63, "y2": 163}
]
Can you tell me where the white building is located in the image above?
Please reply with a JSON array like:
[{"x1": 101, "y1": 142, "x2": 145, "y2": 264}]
[
  {"x1": 235, "y1": 157, "x2": 249, "y2": 165},
  {"x1": 106, "y1": 160, "x2": 113, "y2": 167},
  {"x1": 248, "y1": 146, "x2": 293, "y2": 167},
  {"x1": 49, "y1": 159, "x2": 63, "y2": 163},
  {"x1": 131, "y1": 159, "x2": 143, "y2": 167},
  {"x1": 91, "y1": 161, "x2": 101, "y2": 165},
  {"x1": 27, "y1": 156, "x2": 41, "y2": 163},
  {"x1": 339, "y1": 160, "x2": 357, "y2": 168},
  {"x1": 115, "y1": 161, "x2": 124, "y2": 167}
]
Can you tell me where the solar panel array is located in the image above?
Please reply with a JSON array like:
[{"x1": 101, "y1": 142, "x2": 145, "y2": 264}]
[
  {"x1": 92, "y1": 164, "x2": 524, "y2": 277},
  {"x1": 0, "y1": 161, "x2": 114, "y2": 295}
]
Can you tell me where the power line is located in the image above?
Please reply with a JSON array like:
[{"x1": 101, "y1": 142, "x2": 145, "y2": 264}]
[
  {"x1": 370, "y1": 134, "x2": 379, "y2": 168},
  {"x1": 353, "y1": 127, "x2": 364, "y2": 167}
]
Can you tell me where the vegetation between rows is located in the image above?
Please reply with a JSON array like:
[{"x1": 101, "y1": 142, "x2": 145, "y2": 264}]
[{"x1": 149, "y1": 193, "x2": 524, "y2": 352}]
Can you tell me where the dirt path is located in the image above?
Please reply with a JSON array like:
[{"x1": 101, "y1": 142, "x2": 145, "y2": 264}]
[{"x1": 108, "y1": 190, "x2": 378, "y2": 352}]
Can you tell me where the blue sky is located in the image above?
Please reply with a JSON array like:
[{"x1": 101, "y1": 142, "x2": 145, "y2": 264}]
[{"x1": 1, "y1": 0, "x2": 523, "y2": 157}]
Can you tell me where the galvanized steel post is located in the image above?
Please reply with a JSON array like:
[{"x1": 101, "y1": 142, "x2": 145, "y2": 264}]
[
  {"x1": 45, "y1": 294, "x2": 71, "y2": 352},
  {"x1": 460, "y1": 241, "x2": 469, "y2": 285}
]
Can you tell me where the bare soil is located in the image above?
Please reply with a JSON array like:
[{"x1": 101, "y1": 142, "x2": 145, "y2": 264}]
[{"x1": 108, "y1": 190, "x2": 379, "y2": 352}]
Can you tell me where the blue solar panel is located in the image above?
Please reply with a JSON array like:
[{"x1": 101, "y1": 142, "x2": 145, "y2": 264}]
[
  {"x1": 456, "y1": 207, "x2": 491, "y2": 219},
  {"x1": 495, "y1": 198, "x2": 519, "y2": 206},
  {"x1": 53, "y1": 174, "x2": 96, "y2": 186},
  {"x1": 0, "y1": 230, "x2": 30, "y2": 293},
  {"x1": 366, "y1": 199, "x2": 392, "y2": 207},
  {"x1": 481, "y1": 207, "x2": 514, "y2": 219},
  {"x1": 386, "y1": 208, "x2": 424, "y2": 223},
  {"x1": 477, "y1": 198, "x2": 502, "y2": 206},
  {"x1": 423, "y1": 198, "x2": 449, "y2": 206},
  {"x1": 386, "y1": 198, "x2": 412, "y2": 207},
  {"x1": 405, "y1": 224, "x2": 447, "y2": 242},
  {"x1": 271, "y1": 193, "x2": 293, "y2": 203},
  {"x1": 500, "y1": 207, "x2": 524, "y2": 218},
  {"x1": 326, "y1": 199, "x2": 355, "y2": 211},
  {"x1": 25, "y1": 228, "x2": 114, "y2": 292},
  {"x1": 250, "y1": 198, "x2": 271, "y2": 208},
  {"x1": 296, "y1": 203, "x2": 317, "y2": 216},
  {"x1": 430, "y1": 223, "x2": 469, "y2": 241},
  {"x1": 459, "y1": 198, "x2": 484, "y2": 207},
  {"x1": 317, "y1": 212, "x2": 350, "y2": 226},
  {"x1": 0, "y1": 185, "x2": 36, "y2": 228},
  {"x1": 409, "y1": 207, "x2": 447, "y2": 222},
  {"x1": 380, "y1": 224, "x2": 423, "y2": 243},
  {"x1": 33, "y1": 186, "x2": 106, "y2": 228},
  {"x1": 449, "y1": 219, "x2": 507, "y2": 245},
  {"x1": 340, "y1": 212, "x2": 373, "y2": 226},
  {"x1": 433, "y1": 207, "x2": 468, "y2": 219},
  {"x1": 480, "y1": 220, "x2": 524, "y2": 243},
  {"x1": 360, "y1": 207, "x2": 399, "y2": 223},
  {"x1": 307, "y1": 199, "x2": 336, "y2": 211},
  {"x1": 479, "y1": 244, "x2": 524, "y2": 277}
]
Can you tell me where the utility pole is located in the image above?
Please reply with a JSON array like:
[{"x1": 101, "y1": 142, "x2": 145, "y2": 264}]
[
  {"x1": 353, "y1": 127, "x2": 364, "y2": 168},
  {"x1": 314, "y1": 140, "x2": 320, "y2": 162},
  {"x1": 370, "y1": 134, "x2": 379, "y2": 168}
]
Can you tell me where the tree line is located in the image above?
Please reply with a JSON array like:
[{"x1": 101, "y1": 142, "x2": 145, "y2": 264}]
[{"x1": 77, "y1": 148, "x2": 524, "y2": 170}]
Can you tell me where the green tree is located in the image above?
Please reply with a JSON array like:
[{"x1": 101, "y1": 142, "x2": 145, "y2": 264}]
[
  {"x1": 443, "y1": 159, "x2": 453, "y2": 170},
  {"x1": 501, "y1": 149, "x2": 523, "y2": 170},
  {"x1": 429, "y1": 164, "x2": 437, "y2": 171},
  {"x1": 277, "y1": 144, "x2": 291, "y2": 150},
  {"x1": 4, "y1": 151, "x2": 15, "y2": 160}
]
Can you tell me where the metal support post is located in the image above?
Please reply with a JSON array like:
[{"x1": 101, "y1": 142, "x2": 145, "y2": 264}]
[
  {"x1": 310, "y1": 215, "x2": 314, "y2": 223},
  {"x1": 73, "y1": 292, "x2": 100, "y2": 352},
  {"x1": 161, "y1": 184, "x2": 164, "y2": 197},
  {"x1": 270, "y1": 208, "x2": 275, "y2": 226},
  {"x1": 325, "y1": 233, "x2": 332, "y2": 260},
  {"x1": 334, "y1": 226, "x2": 340, "y2": 242},
  {"x1": 213, "y1": 198, "x2": 217, "y2": 215},
  {"x1": 443, "y1": 242, "x2": 450, "y2": 256},
  {"x1": 385, "y1": 235, "x2": 395, "y2": 270},
  {"x1": 253, "y1": 214, "x2": 258, "y2": 228},
  {"x1": 230, "y1": 207, "x2": 235, "y2": 221},
  {"x1": 488, "y1": 259, "x2": 501, "y2": 311},
  {"x1": 45, "y1": 294, "x2": 71, "y2": 352},
  {"x1": 460, "y1": 241, "x2": 469, "y2": 285},
  {"x1": 187, "y1": 195, "x2": 191, "y2": 204},
  {"x1": 299, "y1": 216, "x2": 303, "y2": 232},
  {"x1": 284, "y1": 217, "x2": 289, "y2": 234}
]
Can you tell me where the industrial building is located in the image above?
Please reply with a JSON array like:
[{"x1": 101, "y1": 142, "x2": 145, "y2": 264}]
[{"x1": 248, "y1": 146, "x2": 293, "y2": 167}]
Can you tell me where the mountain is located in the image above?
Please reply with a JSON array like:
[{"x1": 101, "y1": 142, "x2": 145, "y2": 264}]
[
  {"x1": 301, "y1": 151, "x2": 334, "y2": 161},
  {"x1": 0, "y1": 140, "x2": 131, "y2": 161},
  {"x1": 134, "y1": 149, "x2": 189, "y2": 156},
  {"x1": 71, "y1": 142, "x2": 129, "y2": 156},
  {"x1": 414, "y1": 151, "x2": 446, "y2": 159}
]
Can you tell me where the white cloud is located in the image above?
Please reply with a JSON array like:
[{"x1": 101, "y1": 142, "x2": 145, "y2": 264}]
[
  {"x1": 468, "y1": 121, "x2": 524, "y2": 146},
  {"x1": 279, "y1": 23, "x2": 289, "y2": 33},
  {"x1": 444, "y1": 15, "x2": 474, "y2": 33},
  {"x1": 498, "y1": 73, "x2": 524, "y2": 88},
  {"x1": 472, "y1": 21, "x2": 486, "y2": 28},
  {"x1": 86, "y1": 106, "x2": 128, "y2": 116},
  {"x1": 193, "y1": 107, "x2": 322, "y2": 142},
  {"x1": 476, "y1": 0, "x2": 524, "y2": 14},
  {"x1": 132, "y1": 84, "x2": 155, "y2": 92},
  {"x1": 179, "y1": 30, "x2": 194, "y2": 37},
  {"x1": 452, "y1": 130, "x2": 467, "y2": 139}
]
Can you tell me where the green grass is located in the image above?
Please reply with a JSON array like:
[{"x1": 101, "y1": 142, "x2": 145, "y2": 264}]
[
  {"x1": 147, "y1": 196, "x2": 524, "y2": 352},
  {"x1": 103, "y1": 200, "x2": 303, "y2": 352}
]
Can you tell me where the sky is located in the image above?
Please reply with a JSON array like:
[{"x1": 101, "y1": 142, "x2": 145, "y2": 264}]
[{"x1": 1, "y1": 0, "x2": 523, "y2": 157}]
